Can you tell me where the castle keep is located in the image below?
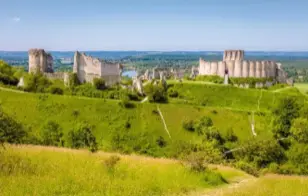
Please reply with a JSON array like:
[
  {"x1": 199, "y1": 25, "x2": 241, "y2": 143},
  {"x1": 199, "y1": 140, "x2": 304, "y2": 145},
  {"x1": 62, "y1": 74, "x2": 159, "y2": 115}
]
[
  {"x1": 28, "y1": 49, "x2": 53, "y2": 73},
  {"x1": 73, "y1": 52, "x2": 123, "y2": 86},
  {"x1": 199, "y1": 50, "x2": 288, "y2": 83}
]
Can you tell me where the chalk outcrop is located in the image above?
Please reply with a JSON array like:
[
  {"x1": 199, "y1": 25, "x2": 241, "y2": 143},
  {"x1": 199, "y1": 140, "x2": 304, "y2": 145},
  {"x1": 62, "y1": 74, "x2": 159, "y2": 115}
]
[{"x1": 73, "y1": 51, "x2": 123, "y2": 86}]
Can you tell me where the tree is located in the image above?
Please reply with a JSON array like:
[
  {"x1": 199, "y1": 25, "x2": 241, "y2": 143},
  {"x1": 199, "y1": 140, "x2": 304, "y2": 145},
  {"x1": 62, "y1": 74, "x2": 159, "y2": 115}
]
[
  {"x1": 271, "y1": 97, "x2": 301, "y2": 139},
  {"x1": 40, "y1": 120, "x2": 64, "y2": 146},
  {"x1": 144, "y1": 82, "x2": 168, "y2": 103},
  {"x1": 290, "y1": 118, "x2": 308, "y2": 143},
  {"x1": 195, "y1": 116, "x2": 213, "y2": 135},
  {"x1": 67, "y1": 122, "x2": 98, "y2": 152},
  {"x1": 288, "y1": 144, "x2": 308, "y2": 174},
  {"x1": 0, "y1": 110, "x2": 26, "y2": 145}
]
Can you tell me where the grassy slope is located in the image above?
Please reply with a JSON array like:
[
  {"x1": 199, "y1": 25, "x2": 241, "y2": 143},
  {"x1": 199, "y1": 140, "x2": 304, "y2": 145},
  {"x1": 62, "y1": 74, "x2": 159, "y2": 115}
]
[
  {"x1": 168, "y1": 81, "x2": 306, "y2": 111},
  {"x1": 295, "y1": 83, "x2": 308, "y2": 95},
  {"x1": 0, "y1": 89, "x2": 272, "y2": 145},
  {"x1": 0, "y1": 145, "x2": 248, "y2": 196},
  {"x1": 222, "y1": 175, "x2": 308, "y2": 196}
]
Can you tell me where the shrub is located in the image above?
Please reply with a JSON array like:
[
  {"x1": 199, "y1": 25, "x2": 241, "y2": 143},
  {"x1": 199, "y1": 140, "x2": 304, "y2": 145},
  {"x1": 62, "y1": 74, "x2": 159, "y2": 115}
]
[
  {"x1": 290, "y1": 118, "x2": 308, "y2": 143},
  {"x1": 119, "y1": 95, "x2": 135, "y2": 108},
  {"x1": 168, "y1": 88, "x2": 179, "y2": 98},
  {"x1": 195, "y1": 116, "x2": 213, "y2": 134},
  {"x1": 182, "y1": 119, "x2": 195, "y2": 131},
  {"x1": 68, "y1": 73, "x2": 80, "y2": 88},
  {"x1": 203, "y1": 127, "x2": 225, "y2": 145},
  {"x1": 67, "y1": 122, "x2": 98, "y2": 152},
  {"x1": 225, "y1": 128, "x2": 238, "y2": 142},
  {"x1": 48, "y1": 85, "x2": 64, "y2": 95},
  {"x1": 287, "y1": 144, "x2": 308, "y2": 174},
  {"x1": 0, "y1": 110, "x2": 26, "y2": 145},
  {"x1": 23, "y1": 73, "x2": 51, "y2": 93},
  {"x1": 271, "y1": 97, "x2": 301, "y2": 139},
  {"x1": 195, "y1": 75, "x2": 224, "y2": 84},
  {"x1": 0, "y1": 60, "x2": 19, "y2": 85},
  {"x1": 144, "y1": 83, "x2": 168, "y2": 103},
  {"x1": 156, "y1": 136, "x2": 167, "y2": 148},
  {"x1": 234, "y1": 139, "x2": 285, "y2": 168},
  {"x1": 40, "y1": 120, "x2": 64, "y2": 146},
  {"x1": 235, "y1": 161, "x2": 259, "y2": 176},
  {"x1": 104, "y1": 155, "x2": 121, "y2": 172},
  {"x1": 203, "y1": 171, "x2": 227, "y2": 186},
  {"x1": 185, "y1": 152, "x2": 207, "y2": 172},
  {"x1": 93, "y1": 78, "x2": 105, "y2": 90}
]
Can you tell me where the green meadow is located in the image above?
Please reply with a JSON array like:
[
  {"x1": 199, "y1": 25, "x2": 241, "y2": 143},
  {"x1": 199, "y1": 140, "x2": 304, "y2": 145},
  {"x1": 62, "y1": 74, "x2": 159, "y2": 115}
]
[{"x1": 0, "y1": 145, "x2": 248, "y2": 196}]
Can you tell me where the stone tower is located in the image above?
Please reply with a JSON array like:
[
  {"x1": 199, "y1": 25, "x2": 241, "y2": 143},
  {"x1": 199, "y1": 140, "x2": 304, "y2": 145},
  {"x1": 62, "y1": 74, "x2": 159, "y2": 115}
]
[
  {"x1": 223, "y1": 50, "x2": 244, "y2": 61},
  {"x1": 28, "y1": 49, "x2": 53, "y2": 73}
]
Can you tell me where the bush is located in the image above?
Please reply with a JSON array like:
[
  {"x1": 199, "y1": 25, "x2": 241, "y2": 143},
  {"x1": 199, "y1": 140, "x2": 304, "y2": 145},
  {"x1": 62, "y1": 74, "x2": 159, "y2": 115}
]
[
  {"x1": 290, "y1": 118, "x2": 308, "y2": 143},
  {"x1": 68, "y1": 73, "x2": 80, "y2": 88},
  {"x1": 144, "y1": 83, "x2": 168, "y2": 103},
  {"x1": 203, "y1": 127, "x2": 225, "y2": 145},
  {"x1": 235, "y1": 161, "x2": 259, "y2": 176},
  {"x1": 287, "y1": 144, "x2": 308, "y2": 174},
  {"x1": 185, "y1": 152, "x2": 207, "y2": 172},
  {"x1": 195, "y1": 116, "x2": 213, "y2": 134},
  {"x1": 119, "y1": 95, "x2": 135, "y2": 108},
  {"x1": 48, "y1": 85, "x2": 64, "y2": 95},
  {"x1": 0, "y1": 60, "x2": 19, "y2": 85},
  {"x1": 234, "y1": 139, "x2": 285, "y2": 168},
  {"x1": 182, "y1": 119, "x2": 195, "y2": 131},
  {"x1": 195, "y1": 75, "x2": 224, "y2": 84},
  {"x1": 93, "y1": 78, "x2": 105, "y2": 90},
  {"x1": 225, "y1": 128, "x2": 238, "y2": 142},
  {"x1": 271, "y1": 97, "x2": 301, "y2": 139},
  {"x1": 0, "y1": 110, "x2": 26, "y2": 145},
  {"x1": 23, "y1": 73, "x2": 51, "y2": 93},
  {"x1": 104, "y1": 155, "x2": 120, "y2": 172},
  {"x1": 40, "y1": 120, "x2": 64, "y2": 146},
  {"x1": 67, "y1": 122, "x2": 98, "y2": 152},
  {"x1": 168, "y1": 88, "x2": 179, "y2": 98},
  {"x1": 156, "y1": 136, "x2": 167, "y2": 148}
]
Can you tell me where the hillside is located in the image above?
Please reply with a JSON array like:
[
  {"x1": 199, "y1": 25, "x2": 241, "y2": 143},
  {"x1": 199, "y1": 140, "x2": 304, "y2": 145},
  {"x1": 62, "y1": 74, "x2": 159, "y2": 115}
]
[
  {"x1": 0, "y1": 145, "x2": 249, "y2": 196},
  {"x1": 2, "y1": 145, "x2": 308, "y2": 196},
  {"x1": 168, "y1": 81, "x2": 306, "y2": 111},
  {"x1": 0, "y1": 89, "x2": 273, "y2": 154}
]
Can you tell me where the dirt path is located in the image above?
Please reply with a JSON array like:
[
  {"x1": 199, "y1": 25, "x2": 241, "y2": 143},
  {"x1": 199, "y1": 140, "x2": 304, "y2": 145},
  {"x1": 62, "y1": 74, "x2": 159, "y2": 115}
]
[{"x1": 156, "y1": 105, "x2": 172, "y2": 139}]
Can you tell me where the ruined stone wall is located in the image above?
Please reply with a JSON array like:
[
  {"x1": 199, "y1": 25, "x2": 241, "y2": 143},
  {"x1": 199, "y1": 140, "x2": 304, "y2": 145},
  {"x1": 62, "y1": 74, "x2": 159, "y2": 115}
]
[
  {"x1": 29, "y1": 49, "x2": 48, "y2": 73},
  {"x1": 73, "y1": 51, "x2": 122, "y2": 86}
]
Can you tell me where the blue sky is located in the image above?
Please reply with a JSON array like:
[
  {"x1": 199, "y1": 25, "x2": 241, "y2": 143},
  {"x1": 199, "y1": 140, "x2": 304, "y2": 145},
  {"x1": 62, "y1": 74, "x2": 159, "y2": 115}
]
[{"x1": 1, "y1": 0, "x2": 308, "y2": 51}]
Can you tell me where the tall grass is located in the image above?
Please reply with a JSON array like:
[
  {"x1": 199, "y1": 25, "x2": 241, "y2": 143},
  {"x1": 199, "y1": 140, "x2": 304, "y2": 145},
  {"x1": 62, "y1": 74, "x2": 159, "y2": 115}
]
[{"x1": 0, "y1": 145, "x2": 245, "y2": 196}]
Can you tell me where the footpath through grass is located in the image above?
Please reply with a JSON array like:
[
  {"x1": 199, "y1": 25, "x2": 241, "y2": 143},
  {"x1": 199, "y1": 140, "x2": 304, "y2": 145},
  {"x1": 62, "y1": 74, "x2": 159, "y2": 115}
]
[{"x1": 0, "y1": 145, "x2": 247, "y2": 196}]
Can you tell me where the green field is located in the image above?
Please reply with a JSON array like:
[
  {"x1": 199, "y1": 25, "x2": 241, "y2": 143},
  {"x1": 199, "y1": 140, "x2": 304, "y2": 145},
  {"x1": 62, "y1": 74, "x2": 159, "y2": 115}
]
[
  {"x1": 0, "y1": 145, "x2": 248, "y2": 196},
  {"x1": 0, "y1": 89, "x2": 273, "y2": 152},
  {"x1": 295, "y1": 83, "x2": 308, "y2": 95}
]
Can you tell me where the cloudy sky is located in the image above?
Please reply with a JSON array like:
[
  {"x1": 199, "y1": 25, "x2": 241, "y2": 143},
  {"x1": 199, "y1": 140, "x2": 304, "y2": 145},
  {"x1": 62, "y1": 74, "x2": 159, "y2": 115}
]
[{"x1": 1, "y1": 0, "x2": 308, "y2": 51}]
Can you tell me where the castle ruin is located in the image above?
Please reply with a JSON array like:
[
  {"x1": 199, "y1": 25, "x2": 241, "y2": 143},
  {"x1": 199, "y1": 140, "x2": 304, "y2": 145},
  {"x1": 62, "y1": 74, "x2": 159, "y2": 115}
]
[
  {"x1": 28, "y1": 49, "x2": 54, "y2": 73},
  {"x1": 73, "y1": 51, "x2": 123, "y2": 86},
  {"x1": 198, "y1": 50, "x2": 288, "y2": 83}
]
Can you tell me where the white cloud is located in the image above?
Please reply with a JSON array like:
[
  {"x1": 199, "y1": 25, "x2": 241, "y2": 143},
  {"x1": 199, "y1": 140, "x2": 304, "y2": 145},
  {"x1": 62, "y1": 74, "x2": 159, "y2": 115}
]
[{"x1": 12, "y1": 17, "x2": 21, "y2": 22}]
